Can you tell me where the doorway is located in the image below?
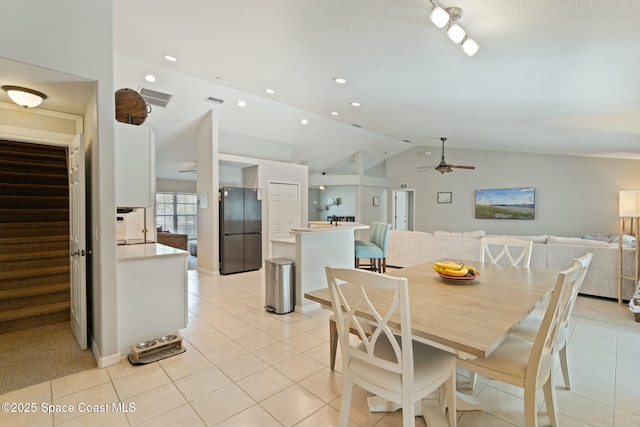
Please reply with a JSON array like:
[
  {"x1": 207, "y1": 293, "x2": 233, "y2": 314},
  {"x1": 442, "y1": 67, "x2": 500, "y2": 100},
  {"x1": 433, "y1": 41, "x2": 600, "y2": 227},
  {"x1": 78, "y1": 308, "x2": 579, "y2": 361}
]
[
  {"x1": 392, "y1": 189, "x2": 415, "y2": 231},
  {"x1": 0, "y1": 137, "x2": 94, "y2": 394}
]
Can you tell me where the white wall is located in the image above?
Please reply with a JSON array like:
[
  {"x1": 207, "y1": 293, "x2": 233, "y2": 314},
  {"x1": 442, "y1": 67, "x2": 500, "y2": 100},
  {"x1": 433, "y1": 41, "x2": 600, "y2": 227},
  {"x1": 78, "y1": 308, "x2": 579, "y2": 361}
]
[
  {"x1": 157, "y1": 179, "x2": 197, "y2": 193},
  {"x1": 219, "y1": 164, "x2": 244, "y2": 187},
  {"x1": 1, "y1": 1, "x2": 117, "y2": 362},
  {"x1": 317, "y1": 186, "x2": 357, "y2": 220},
  {"x1": 196, "y1": 111, "x2": 219, "y2": 274},
  {"x1": 386, "y1": 146, "x2": 640, "y2": 237}
]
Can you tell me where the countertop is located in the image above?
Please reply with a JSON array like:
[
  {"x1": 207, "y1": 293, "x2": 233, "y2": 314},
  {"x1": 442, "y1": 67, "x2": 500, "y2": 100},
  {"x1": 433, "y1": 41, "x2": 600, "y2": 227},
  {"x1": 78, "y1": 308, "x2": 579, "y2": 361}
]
[
  {"x1": 291, "y1": 221, "x2": 369, "y2": 233},
  {"x1": 117, "y1": 243, "x2": 188, "y2": 262}
]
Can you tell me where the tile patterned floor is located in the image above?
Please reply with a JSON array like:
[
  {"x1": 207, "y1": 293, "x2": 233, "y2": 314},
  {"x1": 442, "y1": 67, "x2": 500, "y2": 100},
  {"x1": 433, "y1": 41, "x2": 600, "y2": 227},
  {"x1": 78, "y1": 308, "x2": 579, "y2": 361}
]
[{"x1": 1, "y1": 269, "x2": 639, "y2": 426}]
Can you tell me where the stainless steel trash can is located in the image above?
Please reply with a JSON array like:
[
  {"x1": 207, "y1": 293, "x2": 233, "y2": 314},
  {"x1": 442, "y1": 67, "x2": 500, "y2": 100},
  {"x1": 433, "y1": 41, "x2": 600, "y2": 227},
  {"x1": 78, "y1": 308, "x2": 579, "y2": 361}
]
[{"x1": 265, "y1": 258, "x2": 295, "y2": 314}]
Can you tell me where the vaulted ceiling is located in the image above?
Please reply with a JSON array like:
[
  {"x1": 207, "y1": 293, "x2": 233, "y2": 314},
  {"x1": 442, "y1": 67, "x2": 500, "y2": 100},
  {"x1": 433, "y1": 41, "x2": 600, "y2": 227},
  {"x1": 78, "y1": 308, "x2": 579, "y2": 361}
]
[{"x1": 5, "y1": 1, "x2": 640, "y2": 180}]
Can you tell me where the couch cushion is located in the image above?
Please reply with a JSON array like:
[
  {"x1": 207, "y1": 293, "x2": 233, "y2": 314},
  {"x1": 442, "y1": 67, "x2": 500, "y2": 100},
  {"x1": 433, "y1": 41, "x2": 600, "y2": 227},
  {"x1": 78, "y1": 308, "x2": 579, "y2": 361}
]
[
  {"x1": 547, "y1": 236, "x2": 610, "y2": 247},
  {"x1": 486, "y1": 234, "x2": 549, "y2": 244},
  {"x1": 434, "y1": 230, "x2": 485, "y2": 239}
]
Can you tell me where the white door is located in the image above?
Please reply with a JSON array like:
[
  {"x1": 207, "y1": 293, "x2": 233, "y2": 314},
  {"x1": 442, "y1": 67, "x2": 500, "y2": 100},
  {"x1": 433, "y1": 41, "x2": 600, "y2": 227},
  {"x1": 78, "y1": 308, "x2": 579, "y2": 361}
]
[
  {"x1": 268, "y1": 183, "x2": 300, "y2": 244},
  {"x1": 394, "y1": 191, "x2": 408, "y2": 230},
  {"x1": 68, "y1": 134, "x2": 87, "y2": 350}
]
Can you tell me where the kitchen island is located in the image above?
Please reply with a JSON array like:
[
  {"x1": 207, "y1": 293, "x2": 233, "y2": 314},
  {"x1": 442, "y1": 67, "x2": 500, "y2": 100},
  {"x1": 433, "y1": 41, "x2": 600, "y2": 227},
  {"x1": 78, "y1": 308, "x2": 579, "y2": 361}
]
[
  {"x1": 271, "y1": 222, "x2": 368, "y2": 313},
  {"x1": 116, "y1": 243, "x2": 188, "y2": 356}
]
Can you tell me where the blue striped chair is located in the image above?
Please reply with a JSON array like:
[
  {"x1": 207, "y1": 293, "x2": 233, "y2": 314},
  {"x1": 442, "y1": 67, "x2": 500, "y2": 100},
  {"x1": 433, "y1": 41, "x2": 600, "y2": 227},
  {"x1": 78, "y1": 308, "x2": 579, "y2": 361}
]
[{"x1": 354, "y1": 222, "x2": 391, "y2": 273}]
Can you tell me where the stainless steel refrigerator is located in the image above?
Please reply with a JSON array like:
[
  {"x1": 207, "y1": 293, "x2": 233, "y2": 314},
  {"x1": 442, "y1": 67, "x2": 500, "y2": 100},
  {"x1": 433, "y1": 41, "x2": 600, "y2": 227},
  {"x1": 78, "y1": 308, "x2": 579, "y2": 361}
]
[{"x1": 219, "y1": 187, "x2": 263, "y2": 275}]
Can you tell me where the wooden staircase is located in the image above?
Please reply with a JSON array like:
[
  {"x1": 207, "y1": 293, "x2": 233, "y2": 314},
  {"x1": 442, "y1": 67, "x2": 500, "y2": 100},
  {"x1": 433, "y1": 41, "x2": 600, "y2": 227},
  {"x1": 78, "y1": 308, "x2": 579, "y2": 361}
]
[{"x1": 0, "y1": 140, "x2": 71, "y2": 334}]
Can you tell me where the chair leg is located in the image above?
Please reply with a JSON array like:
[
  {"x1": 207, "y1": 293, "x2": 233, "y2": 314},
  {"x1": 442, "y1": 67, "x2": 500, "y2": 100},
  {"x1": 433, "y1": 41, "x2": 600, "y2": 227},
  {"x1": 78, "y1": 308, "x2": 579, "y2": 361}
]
[
  {"x1": 329, "y1": 318, "x2": 338, "y2": 371},
  {"x1": 558, "y1": 345, "x2": 571, "y2": 390},
  {"x1": 401, "y1": 386, "x2": 416, "y2": 427},
  {"x1": 523, "y1": 385, "x2": 538, "y2": 427},
  {"x1": 339, "y1": 375, "x2": 353, "y2": 427},
  {"x1": 355, "y1": 258, "x2": 359, "y2": 268},
  {"x1": 469, "y1": 371, "x2": 478, "y2": 390},
  {"x1": 543, "y1": 375, "x2": 558, "y2": 427},
  {"x1": 382, "y1": 257, "x2": 386, "y2": 273}
]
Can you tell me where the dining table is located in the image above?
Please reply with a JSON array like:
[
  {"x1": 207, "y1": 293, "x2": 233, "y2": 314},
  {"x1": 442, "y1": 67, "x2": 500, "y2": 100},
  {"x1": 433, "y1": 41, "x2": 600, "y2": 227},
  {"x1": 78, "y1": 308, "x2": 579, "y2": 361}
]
[{"x1": 304, "y1": 259, "x2": 560, "y2": 422}]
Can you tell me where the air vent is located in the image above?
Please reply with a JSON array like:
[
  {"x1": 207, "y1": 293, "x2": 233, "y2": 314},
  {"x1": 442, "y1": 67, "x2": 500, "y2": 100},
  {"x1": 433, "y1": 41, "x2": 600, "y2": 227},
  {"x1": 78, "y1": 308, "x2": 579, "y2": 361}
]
[
  {"x1": 205, "y1": 96, "x2": 224, "y2": 104},
  {"x1": 400, "y1": 183, "x2": 408, "y2": 189},
  {"x1": 139, "y1": 87, "x2": 173, "y2": 108},
  {"x1": 352, "y1": 124, "x2": 362, "y2": 128}
]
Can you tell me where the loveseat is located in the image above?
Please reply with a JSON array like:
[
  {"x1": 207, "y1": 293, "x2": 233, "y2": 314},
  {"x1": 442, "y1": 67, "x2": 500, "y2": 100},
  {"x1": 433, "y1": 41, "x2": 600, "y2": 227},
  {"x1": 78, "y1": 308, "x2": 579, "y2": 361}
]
[{"x1": 386, "y1": 230, "x2": 637, "y2": 301}]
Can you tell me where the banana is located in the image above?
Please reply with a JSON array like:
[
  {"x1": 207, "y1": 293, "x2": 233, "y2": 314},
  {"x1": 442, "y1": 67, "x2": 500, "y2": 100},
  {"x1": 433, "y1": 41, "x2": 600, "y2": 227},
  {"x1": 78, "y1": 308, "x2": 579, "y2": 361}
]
[
  {"x1": 433, "y1": 261, "x2": 463, "y2": 270},
  {"x1": 441, "y1": 266, "x2": 469, "y2": 276}
]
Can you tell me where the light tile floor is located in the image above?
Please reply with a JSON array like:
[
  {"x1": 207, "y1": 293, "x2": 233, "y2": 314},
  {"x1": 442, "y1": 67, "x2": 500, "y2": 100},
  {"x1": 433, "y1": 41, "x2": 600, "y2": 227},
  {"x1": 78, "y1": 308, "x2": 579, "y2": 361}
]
[{"x1": 1, "y1": 269, "x2": 639, "y2": 426}]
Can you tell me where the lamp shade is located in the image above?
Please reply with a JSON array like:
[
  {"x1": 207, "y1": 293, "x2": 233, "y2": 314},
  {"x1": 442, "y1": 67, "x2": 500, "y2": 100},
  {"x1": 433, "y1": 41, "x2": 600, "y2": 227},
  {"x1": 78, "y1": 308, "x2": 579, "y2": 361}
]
[
  {"x1": 429, "y1": 6, "x2": 450, "y2": 28},
  {"x1": 447, "y1": 24, "x2": 466, "y2": 44},
  {"x1": 619, "y1": 190, "x2": 640, "y2": 217},
  {"x1": 462, "y1": 37, "x2": 480, "y2": 56},
  {"x1": 2, "y1": 86, "x2": 47, "y2": 108}
]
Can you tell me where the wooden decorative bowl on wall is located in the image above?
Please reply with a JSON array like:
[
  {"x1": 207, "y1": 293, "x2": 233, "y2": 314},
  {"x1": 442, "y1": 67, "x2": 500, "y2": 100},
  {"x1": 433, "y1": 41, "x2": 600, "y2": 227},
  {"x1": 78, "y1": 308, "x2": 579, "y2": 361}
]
[{"x1": 115, "y1": 88, "x2": 148, "y2": 125}]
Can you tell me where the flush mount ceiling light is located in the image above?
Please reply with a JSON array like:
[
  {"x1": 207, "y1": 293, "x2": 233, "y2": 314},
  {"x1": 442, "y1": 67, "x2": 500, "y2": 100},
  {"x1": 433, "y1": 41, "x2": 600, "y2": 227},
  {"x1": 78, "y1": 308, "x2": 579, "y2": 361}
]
[
  {"x1": 428, "y1": 1, "x2": 479, "y2": 57},
  {"x1": 2, "y1": 85, "x2": 47, "y2": 108}
]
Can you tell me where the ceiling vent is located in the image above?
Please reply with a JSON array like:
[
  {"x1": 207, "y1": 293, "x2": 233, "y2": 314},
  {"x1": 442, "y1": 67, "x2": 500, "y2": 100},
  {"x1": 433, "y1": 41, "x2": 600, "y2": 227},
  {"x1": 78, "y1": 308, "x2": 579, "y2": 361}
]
[
  {"x1": 138, "y1": 87, "x2": 173, "y2": 108},
  {"x1": 205, "y1": 96, "x2": 224, "y2": 104}
]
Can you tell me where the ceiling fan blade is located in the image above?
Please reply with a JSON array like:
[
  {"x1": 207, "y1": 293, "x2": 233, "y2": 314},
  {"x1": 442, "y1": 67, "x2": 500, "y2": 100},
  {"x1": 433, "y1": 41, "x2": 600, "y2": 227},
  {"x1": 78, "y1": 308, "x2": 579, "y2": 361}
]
[{"x1": 449, "y1": 165, "x2": 476, "y2": 170}]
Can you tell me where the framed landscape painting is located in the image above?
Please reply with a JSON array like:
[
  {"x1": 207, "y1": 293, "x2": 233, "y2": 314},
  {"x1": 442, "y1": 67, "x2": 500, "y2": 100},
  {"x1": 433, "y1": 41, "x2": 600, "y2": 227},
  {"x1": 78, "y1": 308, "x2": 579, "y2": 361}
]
[{"x1": 475, "y1": 187, "x2": 535, "y2": 219}]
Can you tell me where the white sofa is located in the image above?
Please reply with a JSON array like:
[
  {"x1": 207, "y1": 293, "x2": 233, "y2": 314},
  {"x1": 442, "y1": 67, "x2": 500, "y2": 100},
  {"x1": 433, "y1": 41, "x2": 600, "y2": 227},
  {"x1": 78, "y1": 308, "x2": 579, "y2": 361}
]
[{"x1": 386, "y1": 230, "x2": 637, "y2": 301}]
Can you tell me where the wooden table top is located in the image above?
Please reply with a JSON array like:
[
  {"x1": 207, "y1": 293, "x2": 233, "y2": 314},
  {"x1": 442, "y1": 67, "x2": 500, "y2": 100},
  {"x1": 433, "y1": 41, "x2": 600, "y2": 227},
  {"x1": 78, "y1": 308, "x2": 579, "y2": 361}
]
[{"x1": 304, "y1": 260, "x2": 559, "y2": 358}]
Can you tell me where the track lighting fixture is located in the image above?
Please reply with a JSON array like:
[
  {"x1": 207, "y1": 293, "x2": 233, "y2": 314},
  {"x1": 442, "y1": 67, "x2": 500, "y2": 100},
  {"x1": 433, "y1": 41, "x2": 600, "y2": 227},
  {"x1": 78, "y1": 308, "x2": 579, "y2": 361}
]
[{"x1": 428, "y1": 1, "x2": 479, "y2": 57}]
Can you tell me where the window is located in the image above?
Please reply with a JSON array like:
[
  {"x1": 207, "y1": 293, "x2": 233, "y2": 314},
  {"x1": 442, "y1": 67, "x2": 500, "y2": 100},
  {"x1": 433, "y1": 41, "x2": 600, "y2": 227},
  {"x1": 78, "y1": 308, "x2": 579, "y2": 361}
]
[{"x1": 156, "y1": 192, "x2": 197, "y2": 238}]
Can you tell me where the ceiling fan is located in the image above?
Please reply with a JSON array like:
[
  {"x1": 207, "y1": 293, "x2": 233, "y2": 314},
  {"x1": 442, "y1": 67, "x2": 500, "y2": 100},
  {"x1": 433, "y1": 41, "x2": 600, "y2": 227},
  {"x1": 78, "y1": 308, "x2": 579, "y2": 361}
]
[
  {"x1": 178, "y1": 162, "x2": 197, "y2": 174},
  {"x1": 418, "y1": 137, "x2": 475, "y2": 174}
]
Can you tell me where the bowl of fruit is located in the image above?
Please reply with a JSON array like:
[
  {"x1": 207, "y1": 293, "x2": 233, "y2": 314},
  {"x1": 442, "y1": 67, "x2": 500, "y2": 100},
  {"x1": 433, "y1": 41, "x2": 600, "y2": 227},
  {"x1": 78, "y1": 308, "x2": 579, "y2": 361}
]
[{"x1": 432, "y1": 261, "x2": 479, "y2": 284}]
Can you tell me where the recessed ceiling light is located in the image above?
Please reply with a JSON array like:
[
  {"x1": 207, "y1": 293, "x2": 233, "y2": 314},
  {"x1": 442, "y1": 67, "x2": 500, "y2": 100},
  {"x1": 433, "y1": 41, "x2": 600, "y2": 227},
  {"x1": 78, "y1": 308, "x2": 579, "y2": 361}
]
[
  {"x1": 331, "y1": 111, "x2": 339, "y2": 116},
  {"x1": 144, "y1": 74, "x2": 156, "y2": 83},
  {"x1": 301, "y1": 119, "x2": 309, "y2": 125},
  {"x1": 265, "y1": 88, "x2": 275, "y2": 94},
  {"x1": 351, "y1": 102, "x2": 360, "y2": 107},
  {"x1": 333, "y1": 78, "x2": 347, "y2": 84},
  {"x1": 163, "y1": 55, "x2": 177, "y2": 62},
  {"x1": 238, "y1": 100, "x2": 247, "y2": 107}
]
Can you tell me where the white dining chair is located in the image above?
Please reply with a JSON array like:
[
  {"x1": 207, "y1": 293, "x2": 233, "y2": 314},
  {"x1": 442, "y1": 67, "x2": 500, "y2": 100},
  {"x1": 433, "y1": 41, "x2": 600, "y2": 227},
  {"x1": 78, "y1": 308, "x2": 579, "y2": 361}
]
[
  {"x1": 325, "y1": 266, "x2": 457, "y2": 427},
  {"x1": 457, "y1": 262, "x2": 582, "y2": 427},
  {"x1": 480, "y1": 237, "x2": 533, "y2": 267},
  {"x1": 510, "y1": 252, "x2": 593, "y2": 390},
  {"x1": 468, "y1": 236, "x2": 535, "y2": 388}
]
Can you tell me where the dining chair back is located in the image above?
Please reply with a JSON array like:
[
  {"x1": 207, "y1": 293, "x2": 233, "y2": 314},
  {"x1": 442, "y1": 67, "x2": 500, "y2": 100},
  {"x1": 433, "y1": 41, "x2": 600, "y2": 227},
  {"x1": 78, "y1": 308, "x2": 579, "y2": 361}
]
[
  {"x1": 457, "y1": 262, "x2": 582, "y2": 427},
  {"x1": 325, "y1": 266, "x2": 457, "y2": 427},
  {"x1": 510, "y1": 252, "x2": 593, "y2": 390},
  {"x1": 355, "y1": 222, "x2": 391, "y2": 273},
  {"x1": 480, "y1": 237, "x2": 533, "y2": 267}
]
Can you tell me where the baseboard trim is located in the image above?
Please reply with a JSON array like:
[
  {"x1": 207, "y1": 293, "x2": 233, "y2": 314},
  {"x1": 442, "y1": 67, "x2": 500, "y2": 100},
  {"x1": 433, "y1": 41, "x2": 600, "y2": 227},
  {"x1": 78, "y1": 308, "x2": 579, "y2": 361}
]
[{"x1": 91, "y1": 336, "x2": 121, "y2": 368}]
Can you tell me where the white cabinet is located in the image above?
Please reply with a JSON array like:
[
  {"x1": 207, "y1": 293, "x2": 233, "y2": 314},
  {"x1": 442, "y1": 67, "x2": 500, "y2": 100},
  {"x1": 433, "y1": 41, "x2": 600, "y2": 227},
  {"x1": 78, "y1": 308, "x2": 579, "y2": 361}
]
[
  {"x1": 116, "y1": 244, "x2": 188, "y2": 355},
  {"x1": 115, "y1": 122, "x2": 155, "y2": 208}
]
